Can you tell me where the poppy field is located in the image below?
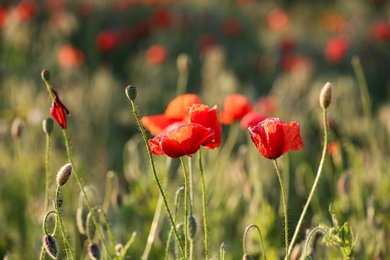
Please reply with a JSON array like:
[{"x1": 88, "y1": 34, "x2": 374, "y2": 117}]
[{"x1": 1, "y1": 0, "x2": 390, "y2": 259}]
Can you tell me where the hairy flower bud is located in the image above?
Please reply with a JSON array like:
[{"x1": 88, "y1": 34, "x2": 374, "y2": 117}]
[
  {"x1": 41, "y1": 69, "x2": 51, "y2": 82},
  {"x1": 320, "y1": 82, "x2": 333, "y2": 109},
  {"x1": 43, "y1": 235, "x2": 58, "y2": 259},
  {"x1": 42, "y1": 118, "x2": 54, "y2": 135},
  {"x1": 125, "y1": 85, "x2": 137, "y2": 101},
  {"x1": 188, "y1": 215, "x2": 198, "y2": 240},
  {"x1": 76, "y1": 206, "x2": 88, "y2": 235},
  {"x1": 88, "y1": 243, "x2": 101, "y2": 260},
  {"x1": 56, "y1": 163, "x2": 72, "y2": 187},
  {"x1": 11, "y1": 118, "x2": 24, "y2": 139}
]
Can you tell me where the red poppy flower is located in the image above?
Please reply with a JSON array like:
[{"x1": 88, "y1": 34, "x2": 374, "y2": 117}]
[
  {"x1": 0, "y1": 6, "x2": 7, "y2": 28},
  {"x1": 268, "y1": 9, "x2": 289, "y2": 32},
  {"x1": 16, "y1": 1, "x2": 37, "y2": 22},
  {"x1": 141, "y1": 94, "x2": 201, "y2": 136},
  {"x1": 50, "y1": 89, "x2": 70, "y2": 129},
  {"x1": 240, "y1": 112, "x2": 266, "y2": 129},
  {"x1": 96, "y1": 30, "x2": 118, "y2": 52},
  {"x1": 187, "y1": 104, "x2": 222, "y2": 149},
  {"x1": 149, "y1": 123, "x2": 214, "y2": 158},
  {"x1": 57, "y1": 44, "x2": 84, "y2": 69},
  {"x1": 324, "y1": 36, "x2": 349, "y2": 63},
  {"x1": 371, "y1": 21, "x2": 390, "y2": 41},
  {"x1": 248, "y1": 117, "x2": 303, "y2": 159},
  {"x1": 146, "y1": 44, "x2": 168, "y2": 65},
  {"x1": 221, "y1": 18, "x2": 241, "y2": 37},
  {"x1": 220, "y1": 94, "x2": 253, "y2": 125}
]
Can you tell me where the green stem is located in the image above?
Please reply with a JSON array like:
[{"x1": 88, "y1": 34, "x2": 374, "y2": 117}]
[
  {"x1": 273, "y1": 159, "x2": 289, "y2": 259},
  {"x1": 242, "y1": 224, "x2": 266, "y2": 260},
  {"x1": 198, "y1": 149, "x2": 209, "y2": 260},
  {"x1": 44, "y1": 133, "x2": 51, "y2": 213},
  {"x1": 302, "y1": 226, "x2": 329, "y2": 259},
  {"x1": 129, "y1": 99, "x2": 184, "y2": 255},
  {"x1": 55, "y1": 187, "x2": 75, "y2": 259},
  {"x1": 351, "y1": 56, "x2": 372, "y2": 121},
  {"x1": 180, "y1": 157, "x2": 190, "y2": 258},
  {"x1": 62, "y1": 130, "x2": 114, "y2": 258},
  {"x1": 287, "y1": 108, "x2": 329, "y2": 257}
]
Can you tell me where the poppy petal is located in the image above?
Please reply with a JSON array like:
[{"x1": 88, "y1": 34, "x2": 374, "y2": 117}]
[{"x1": 164, "y1": 94, "x2": 201, "y2": 120}]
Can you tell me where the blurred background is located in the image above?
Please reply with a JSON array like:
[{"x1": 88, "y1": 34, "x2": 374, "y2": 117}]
[{"x1": 1, "y1": 0, "x2": 390, "y2": 259}]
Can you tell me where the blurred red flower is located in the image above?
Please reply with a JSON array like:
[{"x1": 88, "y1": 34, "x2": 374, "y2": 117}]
[
  {"x1": 328, "y1": 141, "x2": 340, "y2": 155},
  {"x1": 50, "y1": 89, "x2": 70, "y2": 129},
  {"x1": 240, "y1": 112, "x2": 266, "y2": 129},
  {"x1": 187, "y1": 104, "x2": 222, "y2": 149},
  {"x1": 148, "y1": 123, "x2": 214, "y2": 158},
  {"x1": 96, "y1": 30, "x2": 118, "y2": 52},
  {"x1": 371, "y1": 21, "x2": 390, "y2": 41},
  {"x1": 221, "y1": 18, "x2": 241, "y2": 37},
  {"x1": 16, "y1": 1, "x2": 37, "y2": 22},
  {"x1": 324, "y1": 36, "x2": 349, "y2": 63},
  {"x1": 248, "y1": 117, "x2": 303, "y2": 159},
  {"x1": 0, "y1": 6, "x2": 7, "y2": 28},
  {"x1": 220, "y1": 94, "x2": 252, "y2": 125},
  {"x1": 57, "y1": 44, "x2": 84, "y2": 69},
  {"x1": 255, "y1": 96, "x2": 278, "y2": 116},
  {"x1": 319, "y1": 11, "x2": 347, "y2": 33},
  {"x1": 151, "y1": 7, "x2": 171, "y2": 28},
  {"x1": 197, "y1": 34, "x2": 217, "y2": 53},
  {"x1": 268, "y1": 9, "x2": 289, "y2": 32},
  {"x1": 146, "y1": 44, "x2": 168, "y2": 65},
  {"x1": 141, "y1": 94, "x2": 201, "y2": 136}
]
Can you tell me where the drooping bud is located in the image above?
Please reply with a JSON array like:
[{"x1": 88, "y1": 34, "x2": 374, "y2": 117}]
[
  {"x1": 125, "y1": 85, "x2": 137, "y2": 101},
  {"x1": 87, "y1": 243, "x2": 101, "y2": 260},
  {"x1": 176, "y1": 53, "x2": 191, "y2": 74},
  {"x1": 56, "y1": 163, "x2": 72, "y2": 187},
  {"x1": 43, "y1": 235, "x2": 59, "y2": 259},
  {"x1": 188, "y1": 215, "x2": 198, "y2": 240},
  {"x1": 42, "y1": 118, "x2": 54, "y2": 135},
  {"x1": 76, "y1": 206, "x2": 88, "y2": 235},
  {"x1": 41, "y1": 69, "x2": 51, "y2": 82},
  {"x1": 11, "y1": 117, "x2": 24, "y2": 139},
  {"x1": 320, "y1": 82, "x2": 333, "y2": 109}
]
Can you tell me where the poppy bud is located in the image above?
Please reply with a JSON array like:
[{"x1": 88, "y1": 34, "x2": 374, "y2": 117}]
[
  {"x1": 41, "y1": 69, "x2": 51, "y2": 82},
  {"x1": 177, "y1": 53, "x2": 191, "y2": 74},
  {"x1": 42, "y1": 118, "x2": 54, "y2": 135},
  {"x1": 56, "y1": 163, "x2": 72, "y2": 187},
  {"x1": 88, "y1": 243, "x2": 101, "y2": 260},
  {"x1": 115, "y1": 243, "x2": 123, "y2": 255},
  {"x1": 188, "y1": 215, "x2": 198, "y2": 240},
  {"x1": 76, "y1": 206, "x2": 88, "y2": 235},
  {"x1": 320, "y1": 82, "x2": 333, "y2": 109},
  {"x1": 43, "y1": 235, "x2": 58, "y2": 259},
  {"x1": 125, "y1": 85, "x2": 137, "y2": 101},
  {"x1": 11, "y1": 118, "x2": 24, "y2": 139}
]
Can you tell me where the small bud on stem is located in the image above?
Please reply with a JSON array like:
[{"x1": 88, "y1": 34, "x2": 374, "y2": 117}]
[
  {"x1": 56, "y1": 163, "x2": 72, "y2": 187},
  {"x1": 125, "y1": 85, "x2": 137, "y2": 101},
  {"x1": 320, "y1": 82, "x2": 333, "y2": 109},
  {"x1": 41, "y1": 69, "x2": 51, "y2": 82}
]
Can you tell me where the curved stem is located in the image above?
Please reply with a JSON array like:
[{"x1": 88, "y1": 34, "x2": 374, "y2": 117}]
[
  {"x1": 288, "y1": 108, "x2": 329, "y2": 256},
  {"x1": 242, "y1": 224, "x2": 266, "y2": 260},
  {"x1": 129, "y1": 99, "x2": 184, "y2": 255},
  {"x1": 198, "y1": 149, "x2": 209, "y2": 260},
  {"x1": 44, "y1": 133, "x2": 51, "y2": 213},
  {"x1": 180, "y1": 156, "x2": 190, "y2": 258},
  {"x1": 62, "y1": 130, "x2": 114, "y2": 258},
  {"x1": 273, "y1": 159, "x2": 289, "y2": 259},
  {"x1": 302, "y1": 226, "x2": 329, "y2": 259}
]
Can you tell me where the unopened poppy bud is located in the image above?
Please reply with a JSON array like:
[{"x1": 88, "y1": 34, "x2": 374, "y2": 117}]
[
  {"x1": 177, "y1": 53, "x2": 191, "y2": 74},
  {"x1": 11, "y1": 117, "x2": 24, "y2": 139},
  {"x1": 320, "y1": 82, "x2": 333, "y2": 109},
  {"x1": 42, "y1": 118, "x2": 54, "y2": 135},
  {"x1": 88, "y1": 243, "x2": 101, "y2": 260},
  {"x1": 56, "y1": 163, "x2": 72, "y2": 187},
  {"x1": 41, "y1": 69, "x2": 51, "y2": 82},
  {"x1": 125, "y1": 85, "x2": 137, "y2": 101},
  {"x1": 76, "y1": 206, "x2": 88, "y2": 235},
  {"x1": 242, "y1": 254, "x2": 252, "y2": 260},
  {"x1": 115, "y1": 243, "x2": 123, "y2": 255},
  {"x1": 43, "y1": 235, "x2": 58, "y2": 259},
  {"x1": 188, "y1": 215, "x2": 198, "y2": 240}
]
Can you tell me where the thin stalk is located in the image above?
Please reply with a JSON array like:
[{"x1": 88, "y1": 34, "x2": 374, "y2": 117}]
[
  {"x1": 198, "y1": 149, "x2": 209, "y2": 260},
  {"x1": 273, "y1": 159, "x2": 289, "y2": 259},
  {"x1": 55, "y1": 187, "x2": 75, "y2": 259},
  {"x1": 302, "y1": 226, "x2": 329, "y2": 259},
  {"x1": 180, "y1": 156, "x2": 190, "y2": 258},
  {"x1": 62, "y1": 130, "x2": 114, "y2": 258},
  {"x1": 242, "y1": 224, "x2": 266, "y2": 260},
  {"x1": 129, "y1": 99, "x2": 184, "y2": 255},
  {"x1": 44, "y1": 133, "x2": 51, "y2": 213},
  {"x1": 287, "y1": 108, "x2": 329, "y2": 257}
]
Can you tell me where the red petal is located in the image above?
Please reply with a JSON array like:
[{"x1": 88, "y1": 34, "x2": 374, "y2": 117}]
[
  {"x1": 141, "y1": 114, "x2": 178, "y2": 136},
  {"x1": 282, "y1": 121, "x2": 304, "y2": 153},
  {"x1": 220, "y1": 94, "x2": 252, "y2": 125},
  {"x1": 148, "y1": 136, "x2": 165, "y2": 155},
  {"x1": 50, "y1": 102, "x2": 67, "y2": 129},
  {"x1": 164, "y1": 94, "x2": 201, "y2": 120}
]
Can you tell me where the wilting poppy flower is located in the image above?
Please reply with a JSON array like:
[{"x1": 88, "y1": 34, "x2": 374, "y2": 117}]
[
  {"x1": 141, "y1": 94, "x2": 201, "y2": 136},
  {"x1": 248, "y1": 117, "x2": 303, "y2": 159},
  {"x1": 240, "y1": 112, "x2": 266, "y2": 129},
  {"x1": 187, "y1": 104, "x2": 222, "y2": 149},
  {"x1": 146, "y1": 44, "x2": 168, "y2": 65},
  {"x1": 220, "y1": 94, "x2": 252, "y2": 125},
  {"x1": 50, "y1": 89, "x2": 70, "y2": 129},
  {"x1": 149, "y1": 123, "x2": 214, "y2": 158},
  {"x1": 324, "y1": 36, "x2": 349, "y2": 63}
]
